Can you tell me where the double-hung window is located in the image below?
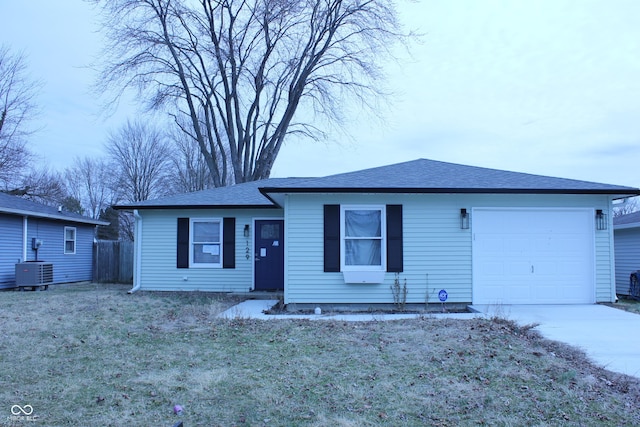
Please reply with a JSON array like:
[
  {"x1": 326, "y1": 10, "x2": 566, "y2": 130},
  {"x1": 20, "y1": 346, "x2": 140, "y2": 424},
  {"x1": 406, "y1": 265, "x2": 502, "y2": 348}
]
[
  {"x1": 64, "y1": 227, "x2": 76, "y2": 254},
  {"x1": 341, "y1": 205, "x2": 386, "y2": 271},
  {"x1": 190, "y1": 219, "x2": 222, "y2": 268}
]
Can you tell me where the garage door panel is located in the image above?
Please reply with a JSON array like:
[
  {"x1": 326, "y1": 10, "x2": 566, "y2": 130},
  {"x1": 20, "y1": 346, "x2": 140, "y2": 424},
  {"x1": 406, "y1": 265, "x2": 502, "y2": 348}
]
[
  {"x1": 478, "y1": 261, "x2": 504, "y2": 275},
  {"x1": 507, "y1": 284, "x2": 531, "y2": 302},
  {"x1": 533, "y1": 261, "x2": 557, "y2": 276},
  {"x1": 473, "y1": 209, "x2": 595, "y2": 305},
  {"x1": 531, "y1": 237, "x2": 552, "y2": 251},
  {"x1": 475, "y1": 235, "x2": 505, "y2": 255},
  {"x1": 561, "y1": 260, "x2": 588, "y2": 270},
  {"x1": 505, "y1": 237, "x2": 529, "y2": 254},
  {"x1": 532, "y1": 284, "x2": 557, "y2": 302},
  {"x1": 507, "y1": 261, "x2": 533, "y2": 275}
]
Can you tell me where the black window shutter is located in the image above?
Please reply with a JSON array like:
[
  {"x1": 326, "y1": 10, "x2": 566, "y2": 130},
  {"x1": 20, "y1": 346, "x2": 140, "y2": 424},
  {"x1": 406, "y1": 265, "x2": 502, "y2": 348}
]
[
  {"x1": 386, "y1": 205, "x2": 403, "y2": 272},
  {"x1": 177, "y1": 218, "x2": 190, "y2": 269},
  {"x1": 324, "y1": 205, "x2": 340, "y2": 272},
  {"x1": 223, "y1": 217, "x2": 236, "y2": 269}
]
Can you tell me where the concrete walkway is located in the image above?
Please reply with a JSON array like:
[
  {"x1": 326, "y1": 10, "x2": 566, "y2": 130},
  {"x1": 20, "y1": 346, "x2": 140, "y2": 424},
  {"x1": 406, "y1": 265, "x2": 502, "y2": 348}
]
[{"x1": 219, "y1": 300, "x2": 640, "y2": 379}]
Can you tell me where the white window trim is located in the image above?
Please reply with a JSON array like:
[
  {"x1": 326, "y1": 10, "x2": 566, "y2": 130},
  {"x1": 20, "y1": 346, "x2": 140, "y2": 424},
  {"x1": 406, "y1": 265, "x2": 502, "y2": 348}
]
[
  {"x1": 64, "y1": 226, "x2": 76, "y2": 255},
  {"x1": 189, "y1": 218, "x2": 223, "y2": 268},
  {"x1": 340, "y1": 205, "x2": 386, "y2": 272}
]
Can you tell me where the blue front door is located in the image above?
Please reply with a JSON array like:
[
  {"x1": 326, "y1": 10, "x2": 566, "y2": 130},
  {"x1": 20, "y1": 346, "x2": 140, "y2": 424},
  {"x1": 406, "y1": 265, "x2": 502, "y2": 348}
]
[{"x1": 254, "y1": 220, "x2": 284, "y2": 291}]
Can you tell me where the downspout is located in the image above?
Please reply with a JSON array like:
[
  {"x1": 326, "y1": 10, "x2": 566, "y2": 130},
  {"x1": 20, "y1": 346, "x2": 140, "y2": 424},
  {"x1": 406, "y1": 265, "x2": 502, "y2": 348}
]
[
  {"x1": 22, "y1": 216, "x2": 28, "y2": 262},
  {"x1": 607, "y1": 197, "x2": 618, "y2": 303},
  {"x1": 128, "y1": 210, "x2": 143, "y2": 294}
]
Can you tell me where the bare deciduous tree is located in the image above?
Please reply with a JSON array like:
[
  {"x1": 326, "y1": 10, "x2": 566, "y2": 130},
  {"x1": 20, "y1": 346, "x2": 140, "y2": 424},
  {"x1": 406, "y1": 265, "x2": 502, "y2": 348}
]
[
  {"x1": 93, "y1": 0, "x2": 406, "y2": 186},
  {"x1": 14, "y1": 167, "x2": 66, "y2": 207},
  {"x1": 613, "y1": 197, "x2": 639, "y2": 217},
  {"x1": 0, "y1": 45, "x2": 40, "y2": 189},
  {"x1": 106, "y1": 120, "x2": 173, "y2": 202},
  {"x1": 168, "y1": 125, "x2": 216, "y2": 193},
  {"x1": 64, "y1": 156, "x2": 120, "y2": 219}
]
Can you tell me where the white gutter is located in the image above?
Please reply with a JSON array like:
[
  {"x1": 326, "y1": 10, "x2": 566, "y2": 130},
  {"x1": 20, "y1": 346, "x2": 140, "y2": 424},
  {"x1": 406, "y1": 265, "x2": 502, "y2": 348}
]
[
  {"x1": 128, "y1": 209, "x2": 143, "y2": 294},
  {"x1": 613, "y1": 222, "x2": 640, "y2": 230}
]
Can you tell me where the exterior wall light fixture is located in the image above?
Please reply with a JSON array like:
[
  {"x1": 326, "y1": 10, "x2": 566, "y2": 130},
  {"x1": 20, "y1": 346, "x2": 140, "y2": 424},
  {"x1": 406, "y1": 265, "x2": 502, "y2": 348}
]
[
  {"x1": 460, "y1": 208, "x2": 470, "y2": 229},
  {"x1": 595, "y1": 209, "x2": 607, "y2": 231},
  {"x1": 244, "y1": 224, "x2": 250, "y2": 237}
]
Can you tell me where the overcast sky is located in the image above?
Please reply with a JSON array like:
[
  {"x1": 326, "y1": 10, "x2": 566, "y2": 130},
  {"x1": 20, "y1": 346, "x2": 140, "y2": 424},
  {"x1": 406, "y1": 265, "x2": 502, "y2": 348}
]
[{"x1": 1, "y1": 0, "x2": 639, "y2": 188}]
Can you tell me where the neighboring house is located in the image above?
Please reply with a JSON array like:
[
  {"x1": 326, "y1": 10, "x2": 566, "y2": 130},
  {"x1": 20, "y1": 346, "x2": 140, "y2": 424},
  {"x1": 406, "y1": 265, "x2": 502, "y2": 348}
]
[
  {"x1": 0, "y1": 192, "x2": 108, "y2": 289},
  {"x1": 115, "y1": 158, "x2": 640, "y2": 306},
  {"x1": 613, "y1": 211, "x2": 640, "y2": 296}
]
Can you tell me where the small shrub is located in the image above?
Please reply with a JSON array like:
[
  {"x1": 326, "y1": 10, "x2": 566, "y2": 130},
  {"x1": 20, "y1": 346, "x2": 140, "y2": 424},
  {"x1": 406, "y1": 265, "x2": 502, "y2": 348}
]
[{"x1": 391, "y1": 273, "x2": 408, "y2": 311}]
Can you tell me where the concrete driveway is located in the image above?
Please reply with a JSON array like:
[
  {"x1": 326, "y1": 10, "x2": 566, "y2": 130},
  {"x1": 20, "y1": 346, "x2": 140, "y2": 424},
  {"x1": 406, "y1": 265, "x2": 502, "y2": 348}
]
[{"x1": 471, "y1": 304, "x2": 640, "y2": 379}]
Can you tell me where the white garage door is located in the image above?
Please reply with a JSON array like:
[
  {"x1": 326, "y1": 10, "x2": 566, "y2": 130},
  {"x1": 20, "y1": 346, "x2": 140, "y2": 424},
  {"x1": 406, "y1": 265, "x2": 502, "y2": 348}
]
[{"x1": 472, "y1": 208, "x2": 595, "y2": 305}]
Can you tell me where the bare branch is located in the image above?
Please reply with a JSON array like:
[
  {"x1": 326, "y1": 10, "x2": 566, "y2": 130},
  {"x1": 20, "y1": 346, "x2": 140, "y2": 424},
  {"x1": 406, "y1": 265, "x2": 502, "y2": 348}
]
[
  {"x1": 105, "y1": 120, "x2": 174, "y2": 202},
  {"x1": 64, "y1": 157, "x2": 120, "y2": 219},
  {"x1": 92, "y1": 0, "x2": 409, "y2": 185},
  {"x1": 0, "y1": 45, "x2": 41, "y2": 188}
]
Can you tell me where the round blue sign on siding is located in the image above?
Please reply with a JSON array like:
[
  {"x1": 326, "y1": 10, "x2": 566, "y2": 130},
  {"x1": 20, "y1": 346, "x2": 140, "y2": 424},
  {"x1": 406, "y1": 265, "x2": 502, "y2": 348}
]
[{"x1": 438, "y1": 289, "x2": 448, "y2": 302}]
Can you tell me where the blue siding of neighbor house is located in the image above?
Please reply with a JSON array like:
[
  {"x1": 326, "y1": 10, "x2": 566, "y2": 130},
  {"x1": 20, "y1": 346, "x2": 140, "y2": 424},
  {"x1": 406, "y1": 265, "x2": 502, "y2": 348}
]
[
  {"x1": 284, "y1": 193, "x2": 615, "y2": 305},
  {"x1": 25, "y1": 218, "x2": 96, "y2": 284},
  {"x1": 136, "y1": 209, "x2": 283, "y2": 291},
  {"x1": 614, "y1": 227, "x2": 640, "y2": 296},
  {"x1": 1, "y1": 215, "x2": 96, "y2": 287},
  {"x1": 0, "y1": 214, "x2": 25, "y2": 288}
]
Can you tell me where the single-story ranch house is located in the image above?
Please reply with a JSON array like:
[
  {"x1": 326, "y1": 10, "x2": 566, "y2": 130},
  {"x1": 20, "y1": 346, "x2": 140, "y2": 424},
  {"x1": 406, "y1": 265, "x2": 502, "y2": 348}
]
[
  {"x1": 0, "y1": 192, "x2": 108, "y2": 289},
  {"x1": 116, "y1": 158, "x2": 640, "y2": 306}
]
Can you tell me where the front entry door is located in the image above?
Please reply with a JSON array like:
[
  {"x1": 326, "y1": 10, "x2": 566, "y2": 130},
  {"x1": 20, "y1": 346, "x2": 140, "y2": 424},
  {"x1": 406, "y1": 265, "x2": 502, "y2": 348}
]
[{"x1": 254, "y1": 220, "x2": 284, "y2": 291}]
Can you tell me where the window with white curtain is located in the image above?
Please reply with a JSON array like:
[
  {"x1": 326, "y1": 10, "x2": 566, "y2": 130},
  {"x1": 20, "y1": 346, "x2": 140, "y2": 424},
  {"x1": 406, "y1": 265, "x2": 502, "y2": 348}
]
[{"x1": 341, "y1": 206, "x2": 385, "y2": 270}]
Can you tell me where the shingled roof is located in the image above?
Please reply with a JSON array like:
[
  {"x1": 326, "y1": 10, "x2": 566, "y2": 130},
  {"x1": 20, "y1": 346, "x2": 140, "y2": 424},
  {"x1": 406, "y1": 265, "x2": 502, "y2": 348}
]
[
  {"x1": 115, "y1": 177, "x2": 309, "y2": 209},
  {"x1": 116, "y1": 159, "x2": 640, "y2": 209},
  {"x1": 614, "y1": 211, "x2": 640, "y2": 228},
  {"x1": 262, "y1": 159, "x2": 640, "y2": 194},
  {"x1": 0, "y1": 192, "x2": 108, "y2": 225}
]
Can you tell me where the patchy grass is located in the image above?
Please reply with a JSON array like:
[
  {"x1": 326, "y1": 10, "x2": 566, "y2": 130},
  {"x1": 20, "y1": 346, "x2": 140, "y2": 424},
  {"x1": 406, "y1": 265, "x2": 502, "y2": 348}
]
[
  {"x1": 605, "y1": 298, "x2": 640, "y2": 315},
  {"x1": 1, "y1": 284, "x2": 640, "y2": 426}
]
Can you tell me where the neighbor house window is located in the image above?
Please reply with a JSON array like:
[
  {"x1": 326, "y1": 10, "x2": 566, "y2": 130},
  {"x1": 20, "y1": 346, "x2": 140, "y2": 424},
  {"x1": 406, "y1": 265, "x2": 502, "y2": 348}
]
[
  {"x1": 64, "y1": 227, "x2": 76, "y2": 254},
  {"x1": 190, "y1": 218, "x2": 222, "y2": 268},
  {"x1": 341, "y1": 206, "x2": 386, "y2": 271}
]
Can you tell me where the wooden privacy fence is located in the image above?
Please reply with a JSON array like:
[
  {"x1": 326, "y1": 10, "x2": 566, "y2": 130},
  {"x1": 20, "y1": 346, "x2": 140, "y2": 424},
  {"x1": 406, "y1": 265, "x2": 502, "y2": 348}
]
[{"x1": 93, "y1": 240, "x2": 134, "y2": 283}]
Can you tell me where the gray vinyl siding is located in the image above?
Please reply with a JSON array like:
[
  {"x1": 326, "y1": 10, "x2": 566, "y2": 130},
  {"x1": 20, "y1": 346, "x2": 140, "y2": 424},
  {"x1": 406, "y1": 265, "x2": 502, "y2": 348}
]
[
  {"x1": 0, "y1": 214, "x2": 24, "y2": 288},
  {"x1": 285, "y1": 193, "x2": 615, "y2": 305},
  {"x1": 614, "y1": 227, "x2": 640, "y2": 295},
  {"x1": 25, "y1": 218, "x2": 95, "y2": 283},
  {"x1": 137, "y1": 209, "x2": 283, "y2": 291}
]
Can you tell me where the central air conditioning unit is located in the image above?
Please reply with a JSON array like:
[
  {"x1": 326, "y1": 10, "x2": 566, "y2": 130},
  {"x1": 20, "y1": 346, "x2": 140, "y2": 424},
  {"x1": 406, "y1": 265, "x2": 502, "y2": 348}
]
[{"x1": 15, "y1": 262, "x2": 54, "y2": 290}]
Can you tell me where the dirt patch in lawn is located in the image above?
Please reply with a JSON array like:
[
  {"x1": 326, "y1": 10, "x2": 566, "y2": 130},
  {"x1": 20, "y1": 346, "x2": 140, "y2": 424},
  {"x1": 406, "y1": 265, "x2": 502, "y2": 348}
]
[
  {"x1": 265, "y1": 299, "x2": 469, "y2": 315},
  {"x1": 1, "y1": 283, "x2": 640, "y2": 426}
]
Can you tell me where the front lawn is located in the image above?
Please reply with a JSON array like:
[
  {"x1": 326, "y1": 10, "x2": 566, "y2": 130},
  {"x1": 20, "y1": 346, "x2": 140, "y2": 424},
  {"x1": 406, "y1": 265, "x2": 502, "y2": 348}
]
[
  {"x1": 606, "y1": 297, "x2": 640, "y2": 315},
  {"x1": 1, "y1": 283, "x2": 639, "y2": 426}
]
